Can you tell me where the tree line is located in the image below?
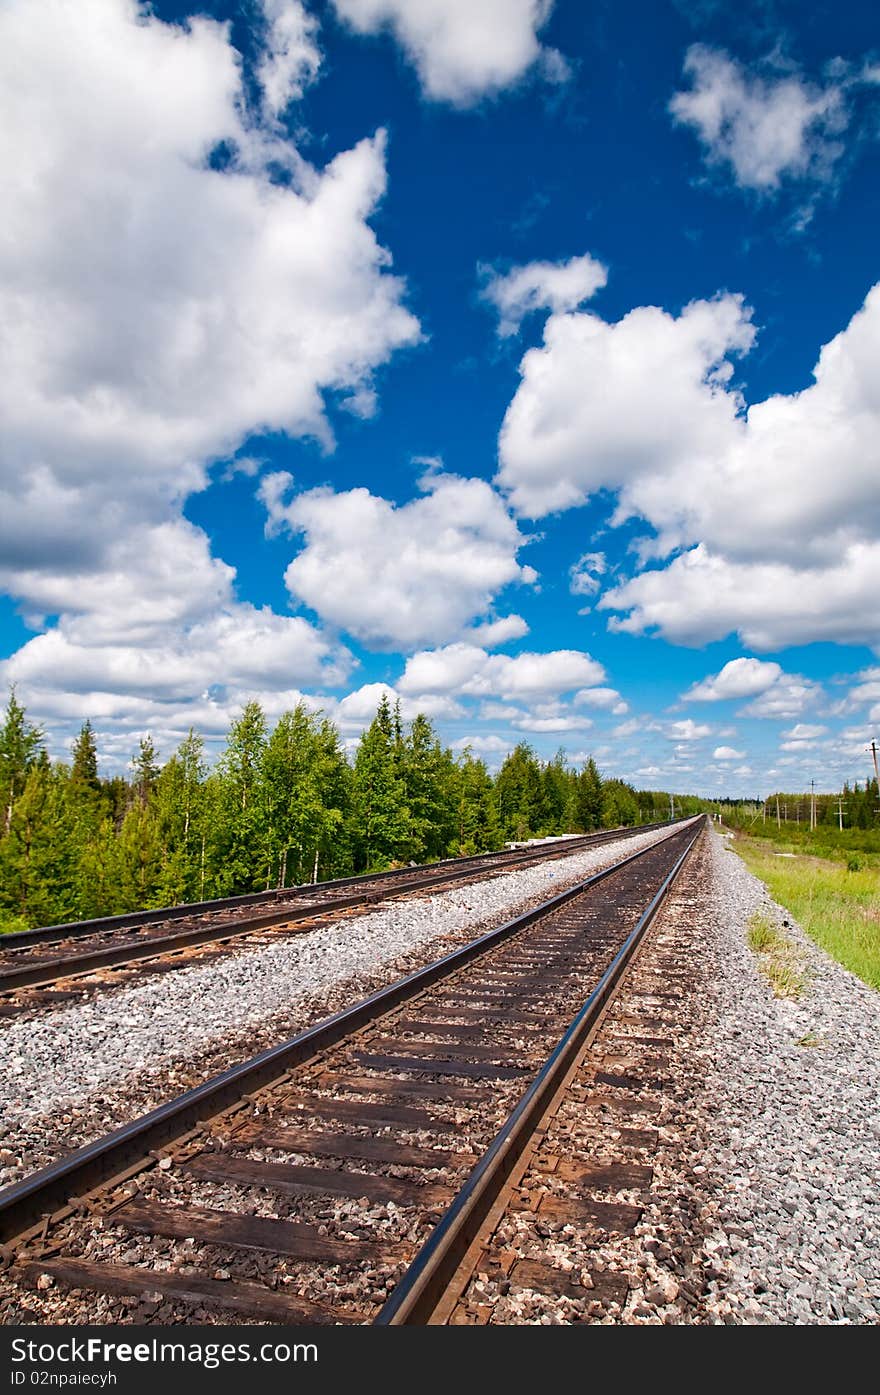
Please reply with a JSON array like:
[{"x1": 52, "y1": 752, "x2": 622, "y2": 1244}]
[
  {"x1": 0, "y1": 689, "x2": 698, "y2": 932},
  {"x1": 719, "y1": 783, "x2": 880, "y2": 833}
]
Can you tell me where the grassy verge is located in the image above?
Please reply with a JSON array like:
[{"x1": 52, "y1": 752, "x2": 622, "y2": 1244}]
[
  {"x1": 730, "y1": 832, "x2": 880, "y2": 991},
  {"x1": 746, "y1": 912, "x2": 807, "y2": 999}
]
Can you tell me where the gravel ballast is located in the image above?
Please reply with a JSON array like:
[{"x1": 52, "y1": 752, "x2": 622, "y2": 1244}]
[
  {"x1": 698, "y1": 826, "x2": 880, "y2": 1324},
  {"x1": 3, "y1": 819, "x2": 878, "y2": 1326},
  {"x1": 0, "y1": 827, "x2": 669, "y2": 1185}
]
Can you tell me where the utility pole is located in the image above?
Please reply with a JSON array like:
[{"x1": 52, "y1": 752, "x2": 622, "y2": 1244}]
[
  {"x1": 835, "y1": 796, "x2": 845, "y2": 832},
  {"x1": 810, "y1": 779, "x2": 816, "y2": 832},
  {"x1": 669, "y1": 792, "x2": 675, "y2": 821},
  {"x1": 775, "y1": 794, "x2": 780, "y2": 828},
  {"x1": 868, "y1": 739, "x2": 880, "y2": 789}
]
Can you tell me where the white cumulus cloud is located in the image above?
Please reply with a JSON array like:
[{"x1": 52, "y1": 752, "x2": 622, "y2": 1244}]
[
  {"x1": 331, "y1": 0, "x2": 567, "y2": 106},
  {"x1": 261, "y1": 471, "x2": 536, "y2": 651},
  {"x1": 495, "y1": 269, "x2": 880, "y2": 651},
  {"x1": 258, "y1": 0, "x2": 322, "y2": 118},
  {"x1": 497, "y1": 293, "x2": 755, "y2": 520},
  {"x1": 481, "y1": 254, "x2": 607, "y2": 336},
  {"x1": 0, "y1": 0, "x2": 421, "y2": 745},
  {"x1": 398, "y1": 644, "x2": 606, "y2": 699},
  {"x1": 713, "y1": 745, "x2": 745, "y2": 760},
  {"x1": 684, "y1": 657, "x2": 783, "y2": 701},
  {"x1": 670, "y1": 45, "x2": 848, "y2": 193}
]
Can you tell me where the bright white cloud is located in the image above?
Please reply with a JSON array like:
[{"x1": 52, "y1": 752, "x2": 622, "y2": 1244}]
[
  {"x1": 399, "y1": 644, "x2": 606, "y2": 699},
  {"x1": 782, "y1": 723, "x2": 828, "y2": 741},
  {"x1": 670, "y1": 45, "x2": 848, "y2": 192},
  {"x1": 261, "y1": 471, "x2": 535, "y2": 650},
  {"x1": 497, "y1": 293, "x2": 755, "y2": 520},
  {"x1": 714, "y1": 745, "x2": 745, "y2": 760},
  {"x1": 840, "y1": 668, "x2": 880, "y2": 712},
  {"x1": 2, "y1": 602, "x2": 349, "y2": 704},
  {"x1": 0, "y1": 0, "x2": 422, "y2": 742},
  {"x1": 685, "y1": 657, "x2": 783, "y2": 702},
  {"x1": 573, "y1": 687, "x2": 628, "y2": 715},
  {"x1": 569, "y1": 552, "x2": 608, "y2": 597},
  {"x1": 469, "y1": 615, "x2": 530, "y2": 646},
  {"x1": 663, "y1": 719, "x2": 713, "y2": 742},
  {"x1": 331, "y1": 0, "x2": 567, "y2": 106},
  {"x1": 498, "y1": 266, "x2": 880, "y2": 651},
  {"x1": 511, "y1": 714, "x2": 593, "y2": 733},
  {"x1": 451, "y1": 735, "x2": 512, "y2": 754},
  {"x1": 739, "y1": 676, "x2": 822, "y2": 719},
  {"x1": 258, "y1": 0, "x2": 322, "y2": 118},
  {"x1": 603, "y1": 543, "x2": 880, "y2": 651},
  {"x1": 481, "y1": 254, "x2": 607, "y2": 336}
]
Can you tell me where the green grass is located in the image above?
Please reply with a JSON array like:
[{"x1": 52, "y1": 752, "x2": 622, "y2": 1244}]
[
  {"x1": 723, "y1": 819, "x2": 880, "y2": 867},
  {"x1": 732, "y1": 835, "x2": 880, "y2": 991},
  {"x1": 745, "y1": 912, "x2": 808, "y2": 999}
]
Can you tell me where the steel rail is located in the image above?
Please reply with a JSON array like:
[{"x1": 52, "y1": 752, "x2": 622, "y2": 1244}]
[
  {"x1": 375, "y1": 817, "x2": 705, "y2": 1325},
  {"x1": 0, "y1": 823, "x2": 671, "y2": 952},
  {"x1": 0, "y1": 824, "x2": 673, "y2": 994},
  {"x1": 0, "y1": 818, "x2": 699, "y2": 1244}
]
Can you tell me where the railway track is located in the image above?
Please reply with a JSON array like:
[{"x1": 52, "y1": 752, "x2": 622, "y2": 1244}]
[
  {"x1": 0, "y1": 816, "x2": 705, "y2": 1326},
  {"x1": 0, "y1": 824, "x2": 669, "y2": 1011}
]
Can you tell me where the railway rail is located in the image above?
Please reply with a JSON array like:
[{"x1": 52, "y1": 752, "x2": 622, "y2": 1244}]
[
  {"x1": 0, "y1": 824, "x2": 669, "y2": 1008},
  {"x1": 0, "y1": 816, "x2": 704, "y2": 1325}
]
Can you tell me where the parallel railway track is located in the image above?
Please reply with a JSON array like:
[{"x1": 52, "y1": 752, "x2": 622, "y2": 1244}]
[
  {"x1": 0, "y1": 817, "x2": 704, "y2": 1325},
  {"x1": 0, "y1": 824, "x2": 669, "y2": 1007}
]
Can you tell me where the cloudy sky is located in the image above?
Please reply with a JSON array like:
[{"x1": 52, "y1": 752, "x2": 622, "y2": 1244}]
[{"x1": 1, "y1": 0, "x2": 878, "y2": 797}]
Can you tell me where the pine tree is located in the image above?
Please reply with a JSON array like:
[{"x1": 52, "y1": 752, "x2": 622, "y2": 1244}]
[
  {"x1": 0, "y1": 688, "x2": 44, "y2": 834},
  {"x1": 152, "y1": 729, "x2": 208, "y2": 904},
  {"x1": 210, "y1": 702, "x2": 270, "y2": 893},
  {"x1": 601, "y1": 777, "x2": 639, "y2": 827},
  {"x1": 401, "y1": 714, "x2": 457, "y2": 862},
  {"x1": 71, "y1": 720, "x2": 100, "y2": 791},
  {"x1": 453, "y1": 750, "x2": 502, "y2": 854},
  {"x1": 349, "y1": 696, "x2": 411, "y2": 870},
  {"x1": 541, "y1": 749, "x2": 571, "y2": 833},
  {"x1": 132, "y1": 735, "x2": 159, "y2": 806},
  {"x1": 262, "y1": 703, "x2": 349, "y2": 886},
  {"x1": 495, "y1": 742, "x2": 545, "y2": 839},
  {"x1": 575, "y1": 757, "x2": 604, "y2": 830},
  {"x1": 0, "y1": 761, "x2": 67, "y2": 926}
]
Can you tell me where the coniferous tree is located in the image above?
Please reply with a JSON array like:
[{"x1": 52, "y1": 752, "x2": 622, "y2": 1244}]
[
  {"x1": 0, "y1": 688, "x2": 44, "y2": 834},
  {"x1": 601, "y1": 777, "x2": 639, "y2": 827},
  {"x1": 495, "y1": 742, "x2": 545, "y2": 839},
  {"x1": 210, "y1": 702, "x2": 270, "y2": 894},
  {"x1": 453, "y1": 750, "x2": 502, "y2": 854},
  {"x1": 348, "y1": 695, "x2": 410, "y2": 870},
  {"x1": 575, "y1": 757, "x2": 604, "y2": 830},
  {"x1": 401, "y1": 714, "x2": 457, "y2": 862},
  {"x1": 0, "y1": 760, "x2": 69, "y2": 926},
  {"x1": 70, "y1": 720, "x2": 100, "y2": 791},
  {"x1": 541, "y1": 749, "x2": 572, "y2": 833},
  {"x1": 132, "y1": 735, "x2": 159, "y2": 806},
  {"x1": 153, "y1": 730, "x2": 208, "y2": 904},
  {"x1": 262, "y1": 703, "x2": 349, "y2": 886}
]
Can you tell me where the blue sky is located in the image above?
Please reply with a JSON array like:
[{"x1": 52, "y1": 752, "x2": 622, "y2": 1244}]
[{"x1": 1, "y1": 0, "x2": 878, "y2": 798}]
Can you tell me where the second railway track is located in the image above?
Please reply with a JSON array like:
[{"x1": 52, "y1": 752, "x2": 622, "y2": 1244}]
[
  {"x1": 0, "y1": 825, "x2": 669, "y2": 1010},
  {"x1": 0, "y1": 816, "x2": 705, "y2": 1325}
]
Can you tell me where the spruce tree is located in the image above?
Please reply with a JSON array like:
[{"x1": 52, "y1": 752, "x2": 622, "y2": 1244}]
[
  {"x1": 454, "y1": 750, "x2": 502, "y2": 854},
  {"x1": 575, "y1": 757, "x2": 604, "y2": 830},
  {"x1": 0, "y1": 688, "x2": 44, "y2": 834},
  {"x1": 349, "y1": 696, "x2": 410, "y2": 870},
  {"x1": 71, "y1": 719, "x2": 100, "y2": 791}
]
